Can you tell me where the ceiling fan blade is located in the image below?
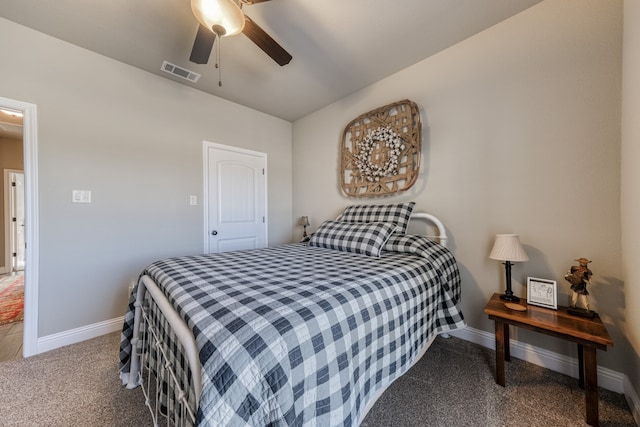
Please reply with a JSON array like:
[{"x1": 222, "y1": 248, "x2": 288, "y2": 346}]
[
  {"x1": 241, "y1": 0, "x2": 272, "y2": 3},
  {"x1": 242, "y1": 16, "x2": 292, "y2": 66},
  {"x1": 190, "y1": 24, "x2": 216, "y2": 64}
]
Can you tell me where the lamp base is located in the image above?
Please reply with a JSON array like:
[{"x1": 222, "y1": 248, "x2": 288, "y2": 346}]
[{"x1": 500, "y1": 293, "x2": 520, "y2": 302}]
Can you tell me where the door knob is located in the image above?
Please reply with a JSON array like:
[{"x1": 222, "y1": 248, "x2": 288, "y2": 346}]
[{"x1": 211, "y1": 230, "x2": 218, "y2": 236}]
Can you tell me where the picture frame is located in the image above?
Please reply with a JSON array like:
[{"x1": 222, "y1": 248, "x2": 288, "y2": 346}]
[{"x1": 527, "y1": 277, "x2": 557, "y2": 309}]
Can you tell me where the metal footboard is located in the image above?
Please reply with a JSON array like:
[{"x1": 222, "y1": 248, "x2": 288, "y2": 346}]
[{"x1": 126, "y1": 275, "x2": 202, "y2": 426}]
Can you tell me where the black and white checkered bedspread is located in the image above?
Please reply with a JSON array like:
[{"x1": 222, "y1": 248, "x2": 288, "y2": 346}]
[{"x1": 120, "y1": 235, "x2": 465, "y2": 426}]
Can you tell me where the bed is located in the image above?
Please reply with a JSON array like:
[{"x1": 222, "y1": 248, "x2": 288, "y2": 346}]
[{"x1": 119, "y1": 203, "x2": 465, "y2": 426}]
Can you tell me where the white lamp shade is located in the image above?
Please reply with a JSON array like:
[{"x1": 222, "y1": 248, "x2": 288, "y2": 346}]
[
  {"x1": 301, "y1": 216, "x2": 310, "y2": 226},
  {"x1": 191, "y1": 0, "x2": 245, "y2": 37},
  {"x1": 489, "y1": 234, "x2": 529, "y2": 262}
]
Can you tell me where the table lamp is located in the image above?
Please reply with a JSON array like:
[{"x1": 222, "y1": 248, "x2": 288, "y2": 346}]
[
  {"x1": 489, "y1": 234, "x2": 529, "y2": 302},
  {"x1": 301, "y1": 216, "x2": 310, "y2": 238}
]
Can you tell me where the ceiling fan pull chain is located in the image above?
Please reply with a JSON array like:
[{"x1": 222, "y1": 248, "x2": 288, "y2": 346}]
[{"x1": 216, "y1": 36, "x2": 222, "y2": 87}]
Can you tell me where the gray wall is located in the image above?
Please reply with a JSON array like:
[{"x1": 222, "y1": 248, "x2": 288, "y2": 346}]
[
  {"x1": 1, "y1": 0, "x2": 637, "y2": 401},
  {"x1": 0, "y1": 17, "x2": 292, "y2": 336},
  {"x1": 292, "y1": 0, "x2": 629, "y2": 374},
  {"x1": 622, "y1": 0, "x2": 640, "y2": 406}
]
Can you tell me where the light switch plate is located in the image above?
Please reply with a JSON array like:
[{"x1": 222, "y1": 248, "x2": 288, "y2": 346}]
[
  {"x1": 189, "y1": 195, "x2": 197, "y2": 206},
  {"x1": 72, "y1": 190, "x2": 91, "y2": 203}
]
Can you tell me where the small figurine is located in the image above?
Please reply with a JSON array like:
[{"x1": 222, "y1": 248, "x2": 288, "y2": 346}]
[{"x1": 564, "y1": 258, "x2": 595, "y2": 317}]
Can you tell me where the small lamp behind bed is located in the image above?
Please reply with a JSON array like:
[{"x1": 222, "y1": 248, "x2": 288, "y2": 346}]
[
  {"x1": 301, "y1": 216, "x2": 310, "y2": 240},
  {"x1": 489, "y1": 234, "x2": 529, "y2": 302}
]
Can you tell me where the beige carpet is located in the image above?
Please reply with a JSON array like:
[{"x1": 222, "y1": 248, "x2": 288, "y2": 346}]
[
  {"x1": 0, "y1": 332, "x2": 636, "y2": 426},
  {"x1": 0, "y1": 332, "x2": 152, "y2": 427},
  {"x1": 362, "y1": 336, "x2": 637, "y2": 427}
]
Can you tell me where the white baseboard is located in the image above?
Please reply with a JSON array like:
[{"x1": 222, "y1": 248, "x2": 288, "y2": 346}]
[
  {"x1": 449, "y1": 326, "x2": 640, "y2": 426},
  {"x1": 32, "y1": 318, "x2": 640, "y2": 426},
  {"x1": 449, "y1": 326, "x2": 624, "y2": 392},
  {"x1": 624, "y1": 375, "x2": 640, "y2": 427},
  {"x1": 36, "y1": 316, "x2": 124, "y2": 354}
]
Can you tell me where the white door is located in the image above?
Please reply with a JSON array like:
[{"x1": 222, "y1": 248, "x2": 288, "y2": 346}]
[
  {"x1": 10, "y1": 172, "x2": 25, "y2": 271},
  {"x1": 204, "y1": 142, "x2": 267, "y2": 253},
  {"x1": 3, "y1": 169, "x2": 25, "y2": 274}
]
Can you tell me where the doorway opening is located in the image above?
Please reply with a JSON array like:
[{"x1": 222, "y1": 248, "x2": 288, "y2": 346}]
[
  {"x1": 0, "y1": 97, "x2": 39, "y2": 358},
  {"x1": 0, "y1": 113, "x2": 25, "y2": 361}
]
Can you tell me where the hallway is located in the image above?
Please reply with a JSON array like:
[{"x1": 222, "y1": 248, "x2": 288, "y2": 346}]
[{"x1": 0, "y1": 320, "x2": 22, "y2": 362}]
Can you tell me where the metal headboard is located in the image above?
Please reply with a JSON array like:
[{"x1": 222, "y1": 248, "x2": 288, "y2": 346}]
[{"x1": 410, "y1": 213, "x2": 448, "y2": 247}]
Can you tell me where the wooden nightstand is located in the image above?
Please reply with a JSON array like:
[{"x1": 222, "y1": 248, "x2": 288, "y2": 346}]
[{"x1": 484, "y1": 293, "x2": 613, "y2": 427}]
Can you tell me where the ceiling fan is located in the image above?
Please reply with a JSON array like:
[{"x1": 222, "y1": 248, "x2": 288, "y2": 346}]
[{"x1": 189, "y1": 0, "x2": 292, "y2": 67}]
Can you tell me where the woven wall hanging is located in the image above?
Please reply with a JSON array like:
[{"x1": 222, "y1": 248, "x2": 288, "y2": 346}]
[{"x1": 340, "y1": 99, "x2": 422, "y2": 198}]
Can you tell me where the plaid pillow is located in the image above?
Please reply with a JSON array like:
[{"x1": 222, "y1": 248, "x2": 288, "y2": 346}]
[
  {"x1": 308, "y1": 220, "x2": 397, "y2": 257},
  {"x1": 336, "y1": 202, "x2": 416, "y2": 234}
]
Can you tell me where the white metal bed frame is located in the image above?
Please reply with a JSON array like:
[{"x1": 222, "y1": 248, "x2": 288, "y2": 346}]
[{"x1": 124, "y1": 212, "x2": 449, "y2": 426}]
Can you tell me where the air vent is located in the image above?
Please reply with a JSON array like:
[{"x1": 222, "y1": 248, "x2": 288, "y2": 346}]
[{"x1": 161, "y1": 61, "x2": 201, "y2": 83}]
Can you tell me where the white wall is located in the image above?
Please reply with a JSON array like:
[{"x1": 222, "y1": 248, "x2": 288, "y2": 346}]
[
  {"x1": 293, "y1": 0, "x2": 628, "y2": 373},
  {"x1": 622, "y1": 0, "x2": 640, "y2": 399},
  {"x1": 0, "y1": 17, "x2": 292, "y2": 336}
]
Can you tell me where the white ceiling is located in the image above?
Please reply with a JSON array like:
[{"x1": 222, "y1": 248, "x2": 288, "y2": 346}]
[{"x1": 0, "y1": 0, "x2": 541, "y2": 122}]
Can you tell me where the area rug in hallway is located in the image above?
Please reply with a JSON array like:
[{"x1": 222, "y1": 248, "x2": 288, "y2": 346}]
[{"x1": 0, "y1": 275, "x2": 24, "y2": 325}]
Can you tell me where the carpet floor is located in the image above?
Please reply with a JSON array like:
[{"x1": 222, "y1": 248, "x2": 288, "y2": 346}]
[
  {"x1": 0, "y1": 274, "x2": 24, "y2": 326},
  {"x1": 0, "y1": 332, "x2": 635, "y2": 426}
]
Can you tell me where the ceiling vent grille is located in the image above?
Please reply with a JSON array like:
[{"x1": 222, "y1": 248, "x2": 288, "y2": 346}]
[{"x1": 161, "y1": 61, "x2": 201, "y2": 83}]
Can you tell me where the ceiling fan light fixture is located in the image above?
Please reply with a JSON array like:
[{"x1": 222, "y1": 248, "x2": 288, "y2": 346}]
[
  {"x1": 191, "y1": 0, "x2": 245, "y2": 37},
  {"x1": 0, "y1": 108, "x2": 23, "y2": 118}
]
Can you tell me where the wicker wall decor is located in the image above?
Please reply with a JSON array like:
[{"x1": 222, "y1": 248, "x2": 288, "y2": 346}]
[{"x1": 340, "y1": 99, "x2": 422, "y2": 197}]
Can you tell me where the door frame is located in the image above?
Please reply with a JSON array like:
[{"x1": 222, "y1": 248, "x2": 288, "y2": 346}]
[
  {"x1": 0, "y1": 96, "x2": 39, "y2": 357},
  {"x1": 202, "y1": 141, "x2": 268, "y2": 253}
]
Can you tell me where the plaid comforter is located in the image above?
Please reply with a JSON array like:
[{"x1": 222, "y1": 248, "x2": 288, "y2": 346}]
[{"x1": 120, "y1": 235, "x2": 465, "y2": 426}]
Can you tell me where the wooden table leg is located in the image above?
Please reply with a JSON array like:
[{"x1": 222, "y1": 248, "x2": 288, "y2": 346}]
[
  {"x1": 504, "y1": 323, "x2": 511, "y2": 362},
  {"x1": 583, "y1": 346, "x2": 599, "y2": 426},
  {"x1": 494, "y1": 320, "x2": 506, "y2": 386},
  {"x1": 578, "y1": 344, "x2": 584, "y2": 389}
]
